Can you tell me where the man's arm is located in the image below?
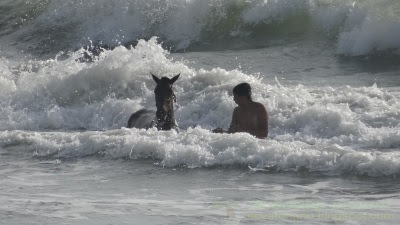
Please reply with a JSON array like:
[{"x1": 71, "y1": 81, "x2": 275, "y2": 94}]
[
  {"x1": 228, "y1": 107, "x2": 241, "y2": 133},
  {"x1": 213, "y1": 107, "x2": 240, "y2": 133}
]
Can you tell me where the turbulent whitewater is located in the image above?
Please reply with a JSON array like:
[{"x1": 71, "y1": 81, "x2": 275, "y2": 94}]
[
  {"x1": 1, "y1": 36, "x2": 400, "y2": 176},
  {"x1": 2, "y1": 1, "x2": 400, "y2": 224},
  {"x1": 1, "y1": 0, "x2": 400, "y2": 175}
]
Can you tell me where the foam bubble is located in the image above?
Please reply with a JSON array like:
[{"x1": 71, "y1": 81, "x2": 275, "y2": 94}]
[{"x1": 0, "y1": 61, "x2": 17, "y2": 93}]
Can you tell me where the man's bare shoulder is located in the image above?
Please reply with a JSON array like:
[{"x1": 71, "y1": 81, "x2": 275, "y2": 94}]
[
  {"x1": 232, "y1": 106, "x2": 239, "y2": 112},
  {"x1": 231, "y1": 106, "x2": 240, "y2": 118},
  {"x1": 253, "y1": 102, "x2": 267, "y2": 111}
]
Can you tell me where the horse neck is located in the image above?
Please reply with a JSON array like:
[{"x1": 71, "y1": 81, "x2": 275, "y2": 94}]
[{"x1": 156, "y1": 106, "x2": 175, "y2": 131}]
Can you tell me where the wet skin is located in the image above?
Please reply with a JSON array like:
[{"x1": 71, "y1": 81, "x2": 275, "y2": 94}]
[{"x1": 213, "y1": 93, "x2": 268, "y2": 139}]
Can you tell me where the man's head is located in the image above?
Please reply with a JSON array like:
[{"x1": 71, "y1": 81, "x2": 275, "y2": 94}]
[{"x1": 233, "y1": 83, "x2": 252, "y2": 100}]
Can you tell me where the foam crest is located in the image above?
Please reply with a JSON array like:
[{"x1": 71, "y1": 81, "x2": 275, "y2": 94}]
[
  {"x1": 1, "y1": 129, "x2": 399, "y2": 177},
  {"x1": 0, "y1": 38, "x2": 190, "y2": 130},
  {"x1": 337, "y1": 18, "x2": 400, "y2": 55}
]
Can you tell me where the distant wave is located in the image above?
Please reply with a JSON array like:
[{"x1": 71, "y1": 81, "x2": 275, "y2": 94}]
[{"x1": 1, "y1": 0, "x2": 400, "y2": 57}]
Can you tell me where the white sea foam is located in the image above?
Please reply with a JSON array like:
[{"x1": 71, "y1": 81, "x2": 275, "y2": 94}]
[
  {"x1": 1, "y1": 128, "x2": 400, "y2": 177},
  {"x1": 337, "y1": 17, "x2": 400, "y2": 55}
]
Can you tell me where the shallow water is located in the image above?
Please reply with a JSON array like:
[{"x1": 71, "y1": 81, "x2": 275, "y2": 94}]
[{"x1": 1, "y1": 147, "x2": 399, "y2": 225}]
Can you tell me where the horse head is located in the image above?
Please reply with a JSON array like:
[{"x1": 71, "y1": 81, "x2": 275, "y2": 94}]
[{"x1": 151, "y1": 72, "x2": 180, "y2": 130}]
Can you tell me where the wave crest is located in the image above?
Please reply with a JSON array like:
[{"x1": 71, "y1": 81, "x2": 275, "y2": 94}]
[{"x1": 2, "y1": 0, "x2": 400, "y2": 56}]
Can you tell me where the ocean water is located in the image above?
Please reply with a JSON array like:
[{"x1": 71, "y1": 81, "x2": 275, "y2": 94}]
[{"x1": 1, "y1": 0, "x2": 400, "y2": 224}]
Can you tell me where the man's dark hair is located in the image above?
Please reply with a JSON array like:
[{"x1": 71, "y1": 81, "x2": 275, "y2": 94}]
[{"x1": 233, "y1": 83, "x2": 252, "y2": 100}]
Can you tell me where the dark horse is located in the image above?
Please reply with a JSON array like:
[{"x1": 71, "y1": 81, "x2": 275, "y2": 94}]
[{"x1": 127, "y1": 73, "x2": 180, "y2": 131}]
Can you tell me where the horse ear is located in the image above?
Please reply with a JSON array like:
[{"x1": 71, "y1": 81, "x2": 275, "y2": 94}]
[
  {"x1": 170, "y1": 73, "x2": 180, "y2": 84},
  {"x1": 151, "y1": 72, "x2": 160, "y2": 84}
]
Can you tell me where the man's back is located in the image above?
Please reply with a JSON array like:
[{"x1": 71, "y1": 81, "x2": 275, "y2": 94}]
[
  {"x1": 229, "y1": 101, "x2": 268, "y2": 138},
  {"x1": 213, "y1": 82, "x2": 268, "y2": 139}
]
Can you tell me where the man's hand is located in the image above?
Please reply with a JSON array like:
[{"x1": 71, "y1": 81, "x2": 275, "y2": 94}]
[{"x1": 212, "y1": 128, "x2": 225, "y2": 133}]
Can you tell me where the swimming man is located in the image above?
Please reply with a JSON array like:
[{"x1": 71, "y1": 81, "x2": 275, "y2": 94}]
[{"x1": 213, "y1": 83, "x2": 268, "y2": 139}]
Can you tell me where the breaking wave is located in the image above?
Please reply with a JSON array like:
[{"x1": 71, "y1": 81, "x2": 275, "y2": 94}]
[
  {"x1": 1, "y1": 38, "x2": 400, "y2": 177},
  {"x1": 1, "y1": 0, "x2": 400, "y2": 57}
]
